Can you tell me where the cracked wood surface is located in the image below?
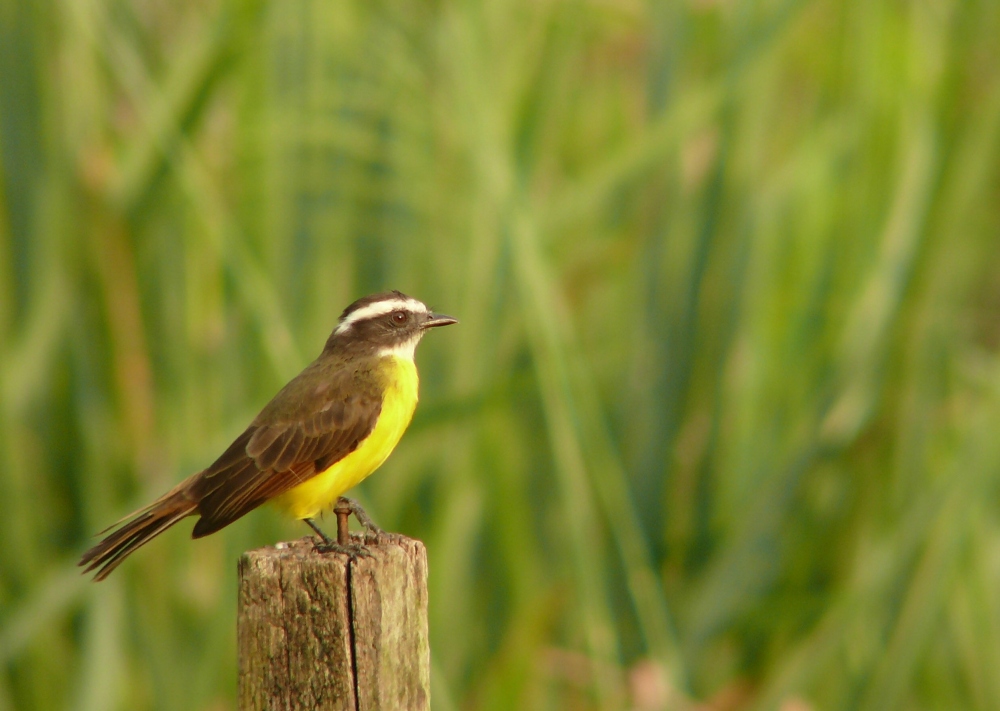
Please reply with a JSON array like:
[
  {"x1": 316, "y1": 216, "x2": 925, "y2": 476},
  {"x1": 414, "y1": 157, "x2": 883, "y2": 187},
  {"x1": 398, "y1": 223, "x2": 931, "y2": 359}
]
[{"x1": 238, "y1": 536, "x2": 430, "y2": 711}]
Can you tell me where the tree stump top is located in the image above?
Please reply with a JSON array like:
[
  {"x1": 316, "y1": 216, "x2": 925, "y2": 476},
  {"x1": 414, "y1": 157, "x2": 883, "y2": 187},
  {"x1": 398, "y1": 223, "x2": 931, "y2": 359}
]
[{"x1": 238, "y1": 535, "x2": 430, "y2": 711}]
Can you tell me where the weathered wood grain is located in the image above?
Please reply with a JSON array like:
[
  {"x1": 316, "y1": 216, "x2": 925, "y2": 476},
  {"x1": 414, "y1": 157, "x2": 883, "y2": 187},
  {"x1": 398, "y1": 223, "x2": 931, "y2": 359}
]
[
  {"x1": 350, "y1": 536, "x2": 430, "y2": 710},
  {"x1": 238, "y1": 535, "x2": 429, "y2": 711}
]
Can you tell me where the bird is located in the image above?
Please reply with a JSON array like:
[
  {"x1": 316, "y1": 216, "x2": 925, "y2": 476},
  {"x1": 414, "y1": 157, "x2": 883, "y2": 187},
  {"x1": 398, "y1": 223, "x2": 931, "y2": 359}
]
[{"x1": 79, "y1": 290, "x2": 457, "y2": 580}]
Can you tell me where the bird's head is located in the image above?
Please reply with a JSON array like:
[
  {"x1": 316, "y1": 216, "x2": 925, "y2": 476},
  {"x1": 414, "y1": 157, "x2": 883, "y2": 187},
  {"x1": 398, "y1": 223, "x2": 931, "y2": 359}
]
[{"x1": 326, "y1": 290, "x2": 457, "y2": 359}]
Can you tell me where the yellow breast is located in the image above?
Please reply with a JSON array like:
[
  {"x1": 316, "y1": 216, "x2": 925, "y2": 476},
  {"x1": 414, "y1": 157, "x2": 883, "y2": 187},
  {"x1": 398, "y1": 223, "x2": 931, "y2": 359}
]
[{"x1": 274, "y1": 356, "x2": 419, "y2": 520}]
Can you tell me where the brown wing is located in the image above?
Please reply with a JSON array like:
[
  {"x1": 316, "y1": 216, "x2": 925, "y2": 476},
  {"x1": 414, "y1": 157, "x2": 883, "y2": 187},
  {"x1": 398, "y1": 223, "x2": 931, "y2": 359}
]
[{"x1": 190, "y1": 363, "x2": 382, "y2": 537}]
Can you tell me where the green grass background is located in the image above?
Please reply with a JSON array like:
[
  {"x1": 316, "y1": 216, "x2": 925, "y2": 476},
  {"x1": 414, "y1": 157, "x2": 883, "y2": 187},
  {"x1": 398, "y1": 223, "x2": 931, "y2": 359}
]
[{"x1": 2, "y1": 0, "x2": 1000, "y2": 709}]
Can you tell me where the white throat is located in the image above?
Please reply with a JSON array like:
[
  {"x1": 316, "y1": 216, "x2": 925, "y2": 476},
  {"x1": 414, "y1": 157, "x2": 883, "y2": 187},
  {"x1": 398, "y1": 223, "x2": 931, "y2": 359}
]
[{"x1": 377, "y1": 334, "x2": 422, "y2": 361}]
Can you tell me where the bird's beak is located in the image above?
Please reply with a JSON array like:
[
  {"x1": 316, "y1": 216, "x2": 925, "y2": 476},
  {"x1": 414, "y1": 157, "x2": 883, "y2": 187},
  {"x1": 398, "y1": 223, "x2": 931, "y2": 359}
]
[{"x1": 423, "y1": 312, "x2": 458, "y2": 329}]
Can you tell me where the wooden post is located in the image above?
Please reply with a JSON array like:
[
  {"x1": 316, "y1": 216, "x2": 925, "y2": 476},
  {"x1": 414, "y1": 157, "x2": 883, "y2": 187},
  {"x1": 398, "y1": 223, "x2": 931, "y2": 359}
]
[{"x1": 238, "y1": 536, "x2": 430, "y2": 711}]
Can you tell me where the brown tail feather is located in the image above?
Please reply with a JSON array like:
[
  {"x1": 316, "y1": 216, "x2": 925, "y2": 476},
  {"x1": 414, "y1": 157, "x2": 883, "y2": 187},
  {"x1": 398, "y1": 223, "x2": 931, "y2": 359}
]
[{"x1": 79, "y1": 481, "x2": 198, "y2": 581}]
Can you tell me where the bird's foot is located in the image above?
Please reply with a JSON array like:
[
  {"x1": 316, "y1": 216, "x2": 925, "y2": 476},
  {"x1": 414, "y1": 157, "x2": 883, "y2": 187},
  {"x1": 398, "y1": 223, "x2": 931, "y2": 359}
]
[
  {"x1": 312, "y1": 539, "x2": 374, "y2": 561},
  {"x1": 304, "y1": 518, "x2": 374, "y2": 560},
  {"x1": 360, "y1": 528, "x2": 406, "y2": 545},
  {"x1": 308, "y1": 498, "x2": 402, "y2": 553},
  {"x1": 336, "y1": 498, "x2": 407, "y2": 545}
]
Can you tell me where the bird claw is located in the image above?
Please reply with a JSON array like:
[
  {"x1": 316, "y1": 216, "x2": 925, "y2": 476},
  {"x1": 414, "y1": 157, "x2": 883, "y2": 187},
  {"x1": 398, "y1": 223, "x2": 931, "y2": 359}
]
[
  {"x1": 306, "y1": 499, "x2": 402, "y2": 557},
  {"x1": 362, "y1": 529, "x2": 405, "y2": 545},
  {"x1": 312, "y1": 538, "x2": 374, "y2": 561}
]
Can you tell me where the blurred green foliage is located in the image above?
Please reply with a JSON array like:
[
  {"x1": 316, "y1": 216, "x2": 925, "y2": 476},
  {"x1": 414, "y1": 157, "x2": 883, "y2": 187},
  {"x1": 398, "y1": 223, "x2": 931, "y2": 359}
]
[{"x1": 2, "y1": 0, "x2": 1000, "y2": 709}]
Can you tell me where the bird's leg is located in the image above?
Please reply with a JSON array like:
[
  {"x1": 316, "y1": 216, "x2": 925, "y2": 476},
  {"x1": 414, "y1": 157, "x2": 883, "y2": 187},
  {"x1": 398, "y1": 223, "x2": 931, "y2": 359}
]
[
  {"x1": 336, "y1": 497, "x2": 384, "y2": 536},
  {"x1": 304, "y1": 517, "x2": 371, "y2": 560},
  {"x1": 337, "y1": 497, "x2": 405, "y2": 544},
  {"x1": 304, "y1": 517, "x2": 335, "y2": 546}
]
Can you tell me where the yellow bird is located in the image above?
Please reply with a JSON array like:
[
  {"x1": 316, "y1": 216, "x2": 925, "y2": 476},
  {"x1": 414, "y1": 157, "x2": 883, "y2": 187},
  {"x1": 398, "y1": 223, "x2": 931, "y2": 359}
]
[{"x1": 80, "y1": 291, "x2": 457, "y2": 580}]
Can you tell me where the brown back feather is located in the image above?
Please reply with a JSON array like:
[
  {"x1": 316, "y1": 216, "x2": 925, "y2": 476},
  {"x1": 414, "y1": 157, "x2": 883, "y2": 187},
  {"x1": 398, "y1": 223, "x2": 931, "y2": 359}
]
[{"x1": 190, "y1": 371, "x2": 382, "y2": 536}]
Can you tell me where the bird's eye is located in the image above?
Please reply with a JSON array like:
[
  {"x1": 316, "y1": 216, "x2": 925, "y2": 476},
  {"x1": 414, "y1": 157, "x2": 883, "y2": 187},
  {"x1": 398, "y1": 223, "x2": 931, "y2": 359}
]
[{"x1": 391, "y1": 310, "x2": 408, "y2": 325}]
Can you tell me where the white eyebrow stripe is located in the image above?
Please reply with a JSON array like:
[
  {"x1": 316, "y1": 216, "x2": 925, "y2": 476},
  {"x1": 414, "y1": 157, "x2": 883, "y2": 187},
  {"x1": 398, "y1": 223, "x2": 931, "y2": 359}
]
[{"x1": 334, "y1": 298, "x2": 428, "y2": 334}]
